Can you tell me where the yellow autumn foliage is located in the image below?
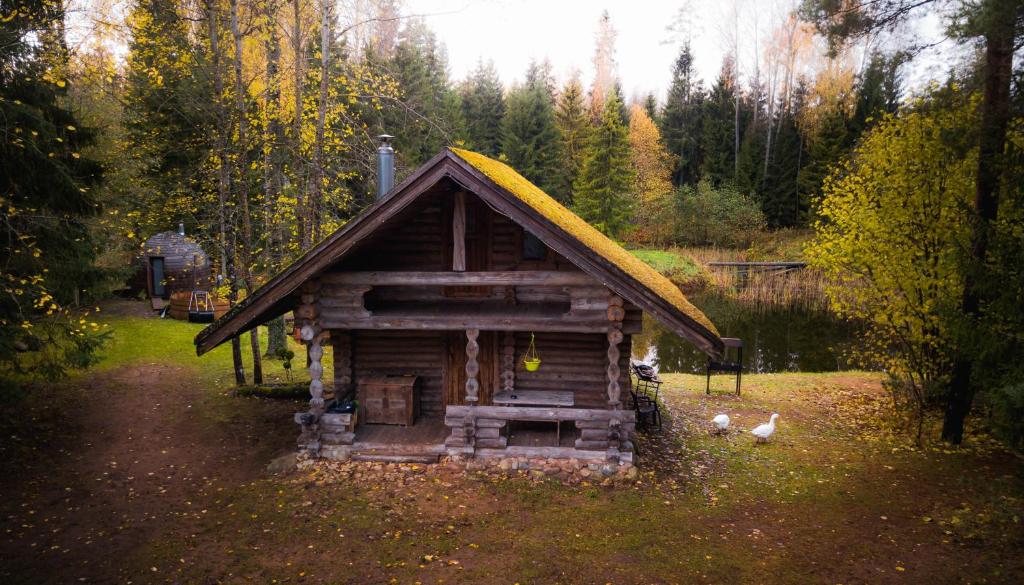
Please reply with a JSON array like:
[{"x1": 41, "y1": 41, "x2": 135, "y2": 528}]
[{"x1": 806, "y1": 99, "x2": 978, "y2": 395}]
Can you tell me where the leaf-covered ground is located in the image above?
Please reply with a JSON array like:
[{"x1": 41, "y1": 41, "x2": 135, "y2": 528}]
[{"x1": 1, "y1": 305, "x2": 1021, "y2": 584}]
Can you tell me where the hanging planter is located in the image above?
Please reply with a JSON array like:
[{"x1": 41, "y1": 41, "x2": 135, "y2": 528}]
[{"x1": 523, "y1": 332, "x2": 541, "y2": 372}]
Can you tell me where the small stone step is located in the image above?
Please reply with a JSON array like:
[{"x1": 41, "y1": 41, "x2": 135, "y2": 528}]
[{"x1": 351, "y1": 453, "x2": 439, "y2": 464}]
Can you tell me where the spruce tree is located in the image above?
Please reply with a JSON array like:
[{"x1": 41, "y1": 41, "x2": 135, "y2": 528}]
[
  {"x1": 760, "y1": 114, "x2": 803, "y2": 226},
  {"x1": 124, "y1": 0, "x2": 214, "y2": 235},
  {"x1": 643, "y1": 93, "x2": 659, "y2": 126},
  {"x1": 700, "y1": 58, "x2": 739, "y2": 186},
  {"x1": 1, "y1": 0, "x2": 106, "y2": 379},
  {"x1": 501, "y1": 75, "x2": 562, "y2": 200},
  {"x1": 460, "y1": 60, "x2": 505, "y2": 156},
  {"x1": 374, "y1": 27, "x2": 462, "y2": 166},
  {"x1": 554, "y1": 75, "x2": 589, "y2": 206},
  {"x1": 849, "y1": 51, "x2": 903, "y2": 140},
  {"x1": 797, "y1": 104, "x2": 848, "y2": 211},
  {"x1": 661, "y1": 43, "x2": 704, "y2": 186},
  {"x1": 573, "y1": 92, "x2": 634, "y2": 236}
]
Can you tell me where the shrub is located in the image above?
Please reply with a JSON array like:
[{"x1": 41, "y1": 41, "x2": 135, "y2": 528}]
[{"x1": 669, "y1": 180, "x2": 766, "y2": 247}]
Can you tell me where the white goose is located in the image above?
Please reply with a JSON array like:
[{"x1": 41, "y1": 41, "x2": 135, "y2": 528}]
[
  {"x1": 712, "y1": 414, "x2": 730, "y2": 433},
  {"x1": 751, "y1": 413, "x2": 780, "y2": 444}
]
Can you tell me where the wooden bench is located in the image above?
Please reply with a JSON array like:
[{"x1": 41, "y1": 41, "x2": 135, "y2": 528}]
[{"x1": 492, "y1": 390, "x2": 574, "y2": 407}]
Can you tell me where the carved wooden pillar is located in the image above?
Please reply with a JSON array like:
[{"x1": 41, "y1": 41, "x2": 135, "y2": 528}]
[
  {"x1": 296, "y1": 281, "x2": 323, "y2": 455},
  {"x1": 298, "y1": 281, "x2": 324, "y2": 413},
  {"x1": 606, "y1": 294, "x2": 625, "y2": 409},
  {"x1": 607, "y1": 328, "x2": 623, "y2": 408},
  {"x1": 452, "y1": 191, "x2": 466, "y2": 271},
  {"x1": 304, "y1": 326, "x2": 326, "y2": 412},
  {"x1": 464, "y1": 328, "x2": 480, "y2": 404},
  {"x1": 501, "y1": 330, "x2": 515, "y2": 394}
]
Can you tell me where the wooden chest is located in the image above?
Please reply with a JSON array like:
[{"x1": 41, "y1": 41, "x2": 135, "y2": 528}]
[{"x1": 360, "y1": 375, "x2": 420, "y2": 426}]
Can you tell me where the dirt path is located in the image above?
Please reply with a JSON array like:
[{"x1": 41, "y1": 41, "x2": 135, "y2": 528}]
[
  {"x1": 0, "y1": 363, "x2": 296, "y2": 584},
  {"x1": 2, "y1": 366, "x2": 1021, "y2": 584}
]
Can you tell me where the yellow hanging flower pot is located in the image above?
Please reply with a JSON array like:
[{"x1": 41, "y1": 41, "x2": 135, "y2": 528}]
[{"x1": 523, "y1": 332, "x2": 541, "y2": 371}]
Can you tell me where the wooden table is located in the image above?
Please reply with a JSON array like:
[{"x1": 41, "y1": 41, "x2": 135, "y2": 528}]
[{"x1": 492, "y1": 390, "x2": 574, "y2": 445}]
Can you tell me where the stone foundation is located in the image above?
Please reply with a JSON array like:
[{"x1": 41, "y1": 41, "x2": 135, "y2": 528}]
[
  {"x1": 294, "y1": 452, "x2": 639, "y2": 485},
  {"x1": 442, "y1": 454, "x2": 637, "y2": 483}
]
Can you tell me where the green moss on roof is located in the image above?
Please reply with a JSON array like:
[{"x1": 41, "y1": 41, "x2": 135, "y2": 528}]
[{"x1": 450, "y1": 148, "x2": 719, "y2": 337}]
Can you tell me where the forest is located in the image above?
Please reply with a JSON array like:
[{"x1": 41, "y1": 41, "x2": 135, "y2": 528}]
[
  {"x1": 2, "y1": 0, "x2": 1024, "y2": 583},
  {"x1": 4, "y1": 0, "x2": 1021, "y2": 444}
]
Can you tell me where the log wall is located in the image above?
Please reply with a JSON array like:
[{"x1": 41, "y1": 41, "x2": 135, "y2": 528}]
[
  {"x1": 513, "y1": 332, "x2": 631, "y2": 409},
  {"x1": 352, "y1": 330, "x2": 446, "y2": 417}
]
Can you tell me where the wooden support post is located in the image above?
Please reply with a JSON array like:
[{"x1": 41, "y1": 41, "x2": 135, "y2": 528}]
[
  {"x1": 304, "y1": 326, "x2": 325, "y2": 413},
  {"x1": 501, "y1": 330, "x2": 515, "y2": 395},
  {"x1": 465, "y1": 328, "x2": 479, "y2": 404},
  {"x1": 452, "y1": 191, "x2": 466, "y2": 271},
  {"x1": 606, "y1": 294, "x2": 624, "y2": 409},
  {"x1": 332, "y1": 331, "x2": 353, "y2": 402},
  {"x1": 606, "y1": 328, "x2": 623, "y2": 408},
  {"x1": 298, "y1": 280, "x2": 325, "y2": 414}
]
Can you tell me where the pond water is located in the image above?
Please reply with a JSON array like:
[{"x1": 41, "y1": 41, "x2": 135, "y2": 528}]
[{"x1": 631, "y1": 293, "x2": 861, "y2": 374}]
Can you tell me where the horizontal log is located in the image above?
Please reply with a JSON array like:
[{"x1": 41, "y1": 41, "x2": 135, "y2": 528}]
[
  {"x1": 580, "y1": 428, "x2": 610, "y2": 441},
  {"x1": 574, "y1": 439, "x2": 609, "y2": 450},
  {"x1": 446, "y1": 405, "x2": 634, "y2": 423},
  {"x1": 476, "y1": 438, "x2": 508, "y2": 449},
  {"x1": 445, "y1": 436, "x2": 469, "y2": 448},
  {"x1": 475, "y1": 427, "x2": 501, "y2": 439},
  {"x1": 321, "y1": 431, "x2": 356, "y2": 445},
  {"x1": 576, "y1": 419, "x2": 636, "y2": 431},
  {"x1": 322, "y1": 271, "x2": 599, "y2": 287},
  {"x1": 321, "y1": 314, "x2": 613, "y2": 333},
  {"x1": 320, "y1": 412, "x2": 353, "y2": 425},
  {"x1": 446, "y1": 416, "x2": 506, "y2": 428}
]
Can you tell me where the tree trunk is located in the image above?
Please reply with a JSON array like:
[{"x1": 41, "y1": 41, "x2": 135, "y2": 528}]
[
  {"x1": 265, "y1": 315, "x2": 287, "y2": 357},
  {"x1": 230, "y1": 0, "x2": 262, "y2": 384},
  {"x1": 207, "y1": 0, "x2": 245, "y2": 385},
  {"x1": 734, "y1": 81, "x2": 740, "y2": 181},
  {"x1": 262, "y1": 15, "x2": 289, "y2": 359},
  {"x1": 941, "y1": 1, "x2": 1015, "y2": 444},
  {"x1": 294, "y1": 0, "x2": 309, "y2": 249},
  {"x1": 311, "y1": 0, "x2": 331, "y2": 243}
]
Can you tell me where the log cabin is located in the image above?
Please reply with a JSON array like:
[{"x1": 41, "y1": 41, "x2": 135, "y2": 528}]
[{"x1": 194, "y1": 144, "x2": 723, "y2": 467}]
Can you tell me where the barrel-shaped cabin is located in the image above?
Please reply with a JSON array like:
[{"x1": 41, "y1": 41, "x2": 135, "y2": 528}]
[
  {"x1": 132, "y1": 226, "x2": 212, "y2": 303},
  {"x1": 194, "y1": 148, "x2": 722, "y2": 466}
]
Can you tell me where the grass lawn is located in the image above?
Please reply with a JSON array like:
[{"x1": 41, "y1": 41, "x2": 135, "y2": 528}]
[
  {"x1": 1, "y1": 304, "x2": 1022, "y2": 584},
  {"x1": 628, "y1": 249, "x2": 699, "y2": 276}
]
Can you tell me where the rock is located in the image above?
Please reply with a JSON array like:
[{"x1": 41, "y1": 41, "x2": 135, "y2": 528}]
[
  {"x1": 624, "y1": 466, "x2": 639, "y2": 480},
  {"x1": 600, "y1": 464, "x2": 617, "y2": 477},
  {"x1": 267, "y1": 452, "x2": 298, "y2": 474},
  {"x1": 498, "y1": 458, "x2": 513, "y2": 471},
  {"x1": 579, "y1": 467, "x2": 592, "y2": 478}
]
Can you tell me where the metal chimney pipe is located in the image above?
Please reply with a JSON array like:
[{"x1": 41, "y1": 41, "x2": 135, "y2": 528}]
[
  {"x1": 376, "y1": 134, "x2": 395, "y2": 200},
  {"x1": 178, "y1": 222, "x2": 185, "y2": 236}
]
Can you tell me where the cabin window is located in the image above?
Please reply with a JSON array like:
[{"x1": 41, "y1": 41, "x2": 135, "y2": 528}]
[
  {"x1": 522, "y1": 231, "x2": 546, "y2": 261},
  {"x1": 150, "y1": 257, "x2": 166, "y2": 298}
]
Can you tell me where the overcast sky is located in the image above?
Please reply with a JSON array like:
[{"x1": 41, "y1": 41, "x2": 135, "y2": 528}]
[{"x1": 404, "y1": 0, "x2": 958, "y2": 101}]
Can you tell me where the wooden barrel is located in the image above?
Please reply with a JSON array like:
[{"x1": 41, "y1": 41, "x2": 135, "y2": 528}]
[{"x1": 168, "y1": 291, "x2": 230, "y2": 321}]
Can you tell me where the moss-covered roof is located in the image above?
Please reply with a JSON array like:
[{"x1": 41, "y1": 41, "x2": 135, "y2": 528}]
[{"x1": 450, "y1": 148, "x2": 719, "y2": 337}]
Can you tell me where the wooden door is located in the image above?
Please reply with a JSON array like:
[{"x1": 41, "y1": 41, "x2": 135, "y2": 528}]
[{"x1": 445, "y1": 331, "x2": 497, "y2": 406}]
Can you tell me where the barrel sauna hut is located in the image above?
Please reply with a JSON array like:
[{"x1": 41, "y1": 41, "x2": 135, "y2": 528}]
[
  {"x1": 194, "y1": 145, "x2": 724, "y2": 468},
  {"x1": 133, "y1": 224, "x2": 221, "y2": 318}
]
